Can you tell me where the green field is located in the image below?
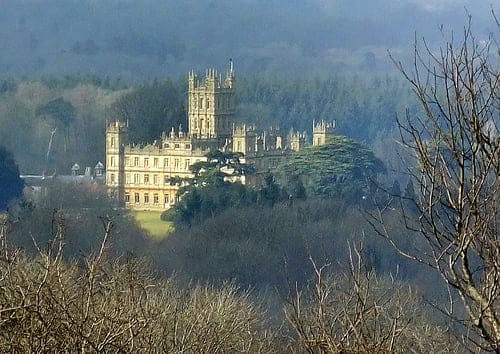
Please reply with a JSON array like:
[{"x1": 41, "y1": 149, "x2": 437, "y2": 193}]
[{"x1": 132, "y1": 211, "x2": 174, "y2": 241}]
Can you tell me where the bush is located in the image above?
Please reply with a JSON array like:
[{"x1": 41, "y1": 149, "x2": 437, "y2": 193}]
[{"x1": 0, "y1": 235, "x2": 278, "y2": 352}]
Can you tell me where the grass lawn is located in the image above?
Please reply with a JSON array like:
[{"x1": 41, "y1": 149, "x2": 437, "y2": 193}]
[{"x1": 132, "y1": 210, "x2": 174, "y2": 241}]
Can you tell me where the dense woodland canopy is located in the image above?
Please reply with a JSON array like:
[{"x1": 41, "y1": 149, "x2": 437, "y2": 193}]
[
  {"x1": 0, "y1": 0, "x2": 493, "y2": 80},
  {"x1": 0, "y1": 74, "x2": 413, "y2": 177}
]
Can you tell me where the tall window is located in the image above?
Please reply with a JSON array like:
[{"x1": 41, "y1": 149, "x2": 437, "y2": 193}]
[
  {"x1": 134, "y1": 193, "x2": 140, "y2": 203},
  {"x1": 110, "y1": 156, "x2": 115, "y2": 167},
  {"x1": 153, "y1": 194, "x2": 159, "y2": 205},
  {"x1": 164, "y1": 158, "x2": 168, "y2": 168},
  {"x1": 144, "y1": 174, "x2": 150, "y2": 184},
  {"x1": 144, "y1": 193, "x2": 149, "y2": 204},
  {"x1": 134, "y1": 157, "x2": 139, "y2": 166},
  {"x1": 134, "y1": 174, "x2": 140, "y2": 184},
  {"x1": 153, "y1": 174, "x2": 159, "y2": 185},
  {"x1": 110, "y1": 137, "x2": 115, "y2": 147},
  {"x1": 124, "y1": 193, "x2": 130, "y2": 203},
  {"x1": 125, "y1": 174, "x2": 130, "y2": 184},
  {"x1": 144, "y1": 158, "x2": 149, "y2": 167},
  {"x1": 154, "y1": 158, "x2": 159, "y2": 168}
]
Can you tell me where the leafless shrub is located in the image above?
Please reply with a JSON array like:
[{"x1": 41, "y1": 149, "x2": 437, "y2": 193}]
[
  {"x1": 0, "y1": 213, "x2": 277, "y2": 352},
  {"x1": 285, "y1": 244, "x2": 457, "y2": 353}
]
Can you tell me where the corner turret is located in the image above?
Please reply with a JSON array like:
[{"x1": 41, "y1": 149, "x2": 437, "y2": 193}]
[
  {"x1": 105, "y1": 120, "x2": 129, "y2": 203},
  {"x1": 313, "y1": 120, "x2": 336, "y2": 146}
]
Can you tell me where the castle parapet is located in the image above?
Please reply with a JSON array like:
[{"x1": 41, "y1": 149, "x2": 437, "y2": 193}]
[
  {"x1": 313, "y1": 120, "x2": 336, "y2": 146},
  {"x1": 313, "y1": 120, "x2": 336, "y2": 134}
]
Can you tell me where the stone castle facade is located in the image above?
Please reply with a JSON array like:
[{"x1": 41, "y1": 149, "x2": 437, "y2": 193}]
[{"x1": 106, "y1": 62, "x2": 334, "y2": 210}]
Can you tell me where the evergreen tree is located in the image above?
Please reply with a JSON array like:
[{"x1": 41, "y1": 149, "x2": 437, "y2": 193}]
[
  {"x1": 0, "y1": 146, "x2": 23, "y2": 210},
  {"x1": 279, "y1": 136, "x2": 385, "y2": 202}
]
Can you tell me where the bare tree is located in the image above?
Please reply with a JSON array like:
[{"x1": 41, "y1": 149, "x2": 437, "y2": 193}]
[
  {"x1": 284, "y1": 244, "x2": 456, "y2": 353},
  {"x1": 373, "y1": 14, "x2": 499, "y2": 351},
  {"x1": 0, "y1": 212, "x2": 278, "y2": 352}
]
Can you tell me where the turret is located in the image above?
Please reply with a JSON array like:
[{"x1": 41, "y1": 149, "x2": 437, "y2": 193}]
[
  {"x1": 232, "y1": 124, "x2": 257, "y2": 155},
  {"x1": 313, "y1": 120, "x2": 336, "y2": 146},
  {"x1": 105, "y1": 120, "x2": 129, "y2": 203},
  {"x1": 289, "y1": 128, "x2": 307, "y2": 151},
  {"x1": 187, "y1": 60, "x2": 236, "y2": 142},
  {"x1": 224, "y1": 58, "x2": 235, "y2": 89}
]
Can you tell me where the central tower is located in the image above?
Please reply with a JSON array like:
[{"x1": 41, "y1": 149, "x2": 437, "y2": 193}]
[{"x1": 187, "y1": 60, "x2": 235, "y2": 141}]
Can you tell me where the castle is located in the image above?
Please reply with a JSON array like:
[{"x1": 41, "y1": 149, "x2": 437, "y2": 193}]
[{"x1": 106, "y1": 61, "x2": 334, "y2": 210}]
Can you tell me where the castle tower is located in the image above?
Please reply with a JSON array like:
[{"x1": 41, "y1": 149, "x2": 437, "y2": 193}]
[
  {"x1": 105, "y1": 121, "x2": 129, "y2": 203},
  {"x1": 232, "y1": 124, "x2": 257, "y2": 155},
  {"x1": 289, "y1": 129, "x2": 307, "y2": 151},
  {"x1": 313, "y1": 120, "x2": 336, "y2": 146},
  {"x1": 188, "y1": 59, "x2": 236, "y2": 141}
]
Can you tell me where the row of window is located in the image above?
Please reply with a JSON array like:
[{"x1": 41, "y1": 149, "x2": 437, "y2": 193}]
[
  {"x1": 191, "y1": 117, "x2": 232, "y2": 131},
  {"x1": 190, "y1": 96, "x2": 231, "y2": 110},
  {"x1": 163, "y1": 143, "x2": 191, "y2": 150},
  {"x1": 124, "y1": 173, "x2": 185, "y2": 185},
  {"x1": 109, "y1": 156, "x2": 195, "y2": 169},
  {"x1": 124, "y1": 192, "x2": 175, "y2": 206}
]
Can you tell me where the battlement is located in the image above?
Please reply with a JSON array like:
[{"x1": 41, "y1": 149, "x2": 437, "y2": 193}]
[
  {"x1": 312, "y1": 120, "x2": 336, "y2": 146},
  {"x1": 188, "y1": 60, "x2": 235, "y2": 91},
  {"x1": 289, "y1": 130, "x2": 307, "y2": 140},
  {"x1": 232, "y1": 124, "x2": 257, "y2": 136},
  {"x1": 313, "y1": 120, "x2": 336, "y2": 134},
  {"x1": 125, "y1": 143, "x2": 161, "y2": 155},
  {"x1": 288, "y1": 129, "x2": 307, "y2": 151},
  {"x1": 160, "y1": 126, "x2": 189, "y2": 140},
  {"x1": 106, "y1": 120, "x2": 128, "y2": 132}
]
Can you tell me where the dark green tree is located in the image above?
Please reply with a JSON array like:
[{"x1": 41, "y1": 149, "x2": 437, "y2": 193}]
[
  {"x1": 0, "y1": 146, "x2": 24, "y2": 210},
  {"x1": 188, "y1": 150, "x2": 255, "y2": 186},
  {"x1": 36, "y1": 97, "x2": 76, "y2": 152},
  {"x1": 279, "y1": 136, "x2": 385, "y2": 202},
  {"x1": 109, "y1": 80, "x2": 185, "y2": 143},
  {"x1": 162, "y1": 150, "x2": 256, "y2": 225},
  {"x1": 258, "y1": 174, "x2": 283, "y2": 207}
]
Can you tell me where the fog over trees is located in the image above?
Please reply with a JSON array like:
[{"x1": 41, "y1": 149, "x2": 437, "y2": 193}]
[{"x1": 0, "y1": 0, "x2": 494, "y2": 80}]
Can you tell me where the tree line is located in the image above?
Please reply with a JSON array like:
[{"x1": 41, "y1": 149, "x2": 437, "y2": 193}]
[{"x1": 0, "y1": 73, "x2": 414, "y2": 179}]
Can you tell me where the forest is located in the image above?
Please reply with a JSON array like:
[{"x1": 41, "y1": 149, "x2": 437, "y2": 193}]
[
  {"x1": 0, "y1": 0, "x2": 493, "y2": 80},
  {"x1": 0, "y1": 73, "x2": 412, "y2": 176},
  {"x1": 0, "y1": 4, "x2": 498, "y2": 352}
]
